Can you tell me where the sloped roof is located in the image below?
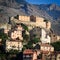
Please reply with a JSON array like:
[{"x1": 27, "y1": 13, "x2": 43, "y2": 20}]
[
  {"x1": 23, "y1": 49, "x2": 33, "y2": 54},
  {"x1": 40, "y1": 43, "x2": 53, "y2": 47}
]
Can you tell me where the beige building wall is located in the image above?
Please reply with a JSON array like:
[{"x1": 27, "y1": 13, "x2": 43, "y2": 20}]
[
  {"x1": 32, "y1": 51, "x2": 37, "y2": 60},
  {"x1": 11, "y1": 30, "x2": 23, "y2": 40},
  {"x1": 10, "y1": 17, "x2": 14, "y2": 20},
  {"x1": 0, "y1": 23, "x2": 11, "y2": 29},
  {"x1": 36, "y1": 22, "x2": 46, "y2": 28},
  {"x1": 40, "y1": 44, "x2": 54, "y2": 52},
  {"x1": 17, "y1": 25, "x2": 23, "y2": 31},
  {"x1": 6, "y1": 40, "x2": 23, "y2": 51},
  {"x1": 51, "y1": 34, "x2": 58, "y2": 43},
  {"x1": 57, "y1": 36, "x2": 60, "y2": 40},
  {"x1": 12, "y1": 15, "x2": 51, "y2": 30},
  {"x1": 41, "y1": 29, "x2": 51, "y2": 43},
  {"x1": 19, "y1": 15, "x2": 30, "y2": 21},
  {"x1": 56, "y1": 54, "x2": 60, "y2": 60},
  {"x1": 11, "y1": 25, "x2": 23, "y2": 40},
  {"x1": 4, "y1": 24, "x2": 11, "y2": 34},
  {"x1": 4, "y1": 29, "x2": 9, "y2": 34},
  {"x1": 41, "y1": 46, "x2": 54, "y2": 52},
  {"x1": 36, "y1": 16, "x2": 44, "y2": 22},
  {"x1": 19, "y1": 15, "x2": 50, "y2": 29}
]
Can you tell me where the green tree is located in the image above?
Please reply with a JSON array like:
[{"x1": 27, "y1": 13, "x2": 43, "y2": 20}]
[
  {"x1": 0, "y1": 32, "x2": 8, "y2": 44},
  {"x1": 9, "y1": 49, "x2": 19, "y2": 54},
  {"x1": 51, "y1": 41, "x2": 60, "y2": 51},
  {"x1": 32, "y1": 38, "x2": 40, "y2": 44},
  {"x1": 21, "y1": 23, "x2": 40, "y2": 50},
  {"x1": 21, "y1": 23, "x2": 30, "y2": 44},
  {"x1": 24, "y1": 38, "x2": 40, "y2": 49},
  {"x1": 21, "y1": 23, "x2": 28, "y2": 31},
  {"x1": 0, "y1": 54, "x2": 6, "y2": 60},
  {"x1": 26, "y1": 41, "x2": 33, "y2": 49},
  {"x1": 21, "y1": 23, "x2": 30, "y2": 50}
]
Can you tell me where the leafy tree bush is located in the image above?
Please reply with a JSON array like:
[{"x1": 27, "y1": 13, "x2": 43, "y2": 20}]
[
  {"x1": 32, "y1": 38, "x2": 40, "y2": 44},
  {"x1": 9, "y1": 49, "x2": 19, "y2": 54},
  {"x1": 21, "y1": 23, "x2": 28, "y2": 31},
  {"x1": 0, "y1": 32, "x2": 8, "y2": 45},
  {"x1": 26, "y1": 41, "x2": 33, "y2": 49},
  {"x1": 51, "y1": 41, "x2": 60, "y2": 51},
  {"x1": 0, "y1": 32, "x2": 8, "y2": 41}
]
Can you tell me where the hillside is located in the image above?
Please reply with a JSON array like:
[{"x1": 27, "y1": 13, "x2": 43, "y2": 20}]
[{"x1": 0, "y1": 0, "x2": 60, "y2": 35}]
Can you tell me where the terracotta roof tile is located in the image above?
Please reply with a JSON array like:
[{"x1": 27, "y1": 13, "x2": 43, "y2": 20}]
[{"x1": 23, "y1": 49, "x2": 33, "y2": 54}]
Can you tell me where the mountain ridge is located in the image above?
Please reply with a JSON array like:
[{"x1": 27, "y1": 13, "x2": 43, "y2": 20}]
[{"x1": 0, "y1": 0, "x2": 60, "y2": 35}]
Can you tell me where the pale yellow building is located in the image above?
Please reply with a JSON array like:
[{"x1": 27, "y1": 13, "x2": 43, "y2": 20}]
[
  {"x1": 10, "y1": 15, "x2": 51, "y2": 30},
  {"x1": 4, "y1": 24, "x2": 11, "y2": 34},
  {"x1": 10, "y1": 25, "x2": 23, "y2": 40},
  {"x1": 40, "y1": 43, "x2": 54, "y2": 53},
  {"x1": 0, "y1": 23, "x2": 11, "y2": 34},
  {"x1": 10, "y1": 15, "x2": 52, "y2": 43},
  {"x1": 57, "y1": 54, "x2": 60, "y2": 60},
  {"x1": 6, "y1": 40, "x2": 23, "y2": 51},
  {"x1": 56, "y1": 35, "x2": 60, "y2": 41},
  {"x1": 19, "y1": 15, "x2": 30, "y2": 22},
  {"x1": 6, "y1": 25, "x2": 23, "y2": 52},
  {"x1": 41, "y1": 28, "x2": 51, "y2": 43}
]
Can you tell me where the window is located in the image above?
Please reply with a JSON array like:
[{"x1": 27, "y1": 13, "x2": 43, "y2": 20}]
[
  {"x1": 12, "y1": 46, "x2": 16, "y2": 48},
  {"x1": 30, "y1": 15, "x2": 36, "y2": 22},
  {"x1": 53, "y1": 35, "x2": 55, "y2": 37},
  {"x1": 45, "y1": 34, "x2": 48, "y2": 38}
]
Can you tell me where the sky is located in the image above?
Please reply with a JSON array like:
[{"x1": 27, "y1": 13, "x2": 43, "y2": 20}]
[{"x1": 26, "y1": 0, "x2": 60, "y2": 6}]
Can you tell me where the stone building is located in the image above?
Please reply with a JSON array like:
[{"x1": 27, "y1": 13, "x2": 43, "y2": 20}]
[
  {"x1": 41, "y1": 28, "x2": 50, "y2": 43},
  {"x1": 49, "y1": 29, "x2": 60, "y2": 43},
  {"x1": 40, "y1": 43, "x2": 54, "y2": 53},
  {"x1": 0, "y1": 23, "x2": 11, "y2": 34},
  {"x1": 30, "y1": 27, "x2": 51, "y2": 43},
  {"x1": 10, "y1": 15, "x2": 51, "y2": 30},
  {"x1": 6, "y1": 24, "x2": 23, "y2": 52},
  {"x1": 8, "y1": 25, "x2": 23, "y2": 40},
  {"x1": 6, "y1": 40, "x2": 23, "y2": 52},
  {"x1": 10, "y1": 15, "x2": 60, "y2": 43},
  {"x1": 10, "y1": 15, "x2": 52, "y2": 43},
  {"x1": 4, "y1": 24, "x2": 11, "y2": 34}
]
